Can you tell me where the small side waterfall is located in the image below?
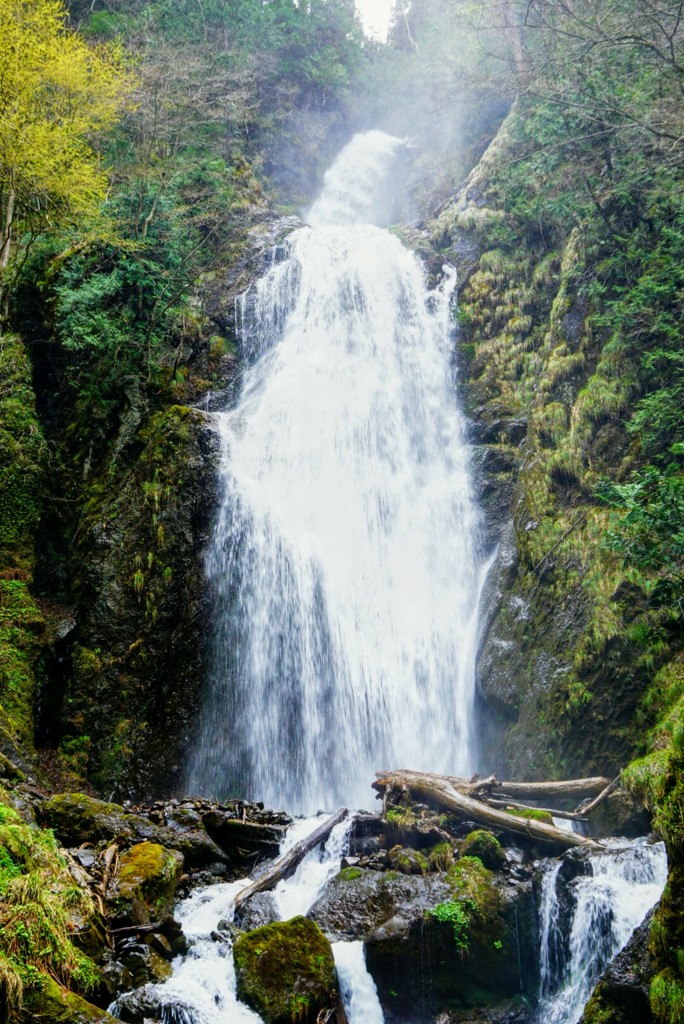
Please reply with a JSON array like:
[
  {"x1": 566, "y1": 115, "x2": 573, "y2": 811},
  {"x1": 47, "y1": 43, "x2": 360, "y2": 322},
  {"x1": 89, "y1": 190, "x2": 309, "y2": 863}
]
[
  {"x1": 188, "y1": 130, "x2": 486, "y2": 813},
  {"x1": 536, "y1": 838, "x2": 668, "y2": 1024},
  {"x1": 333, "y1": 941, "x2": 385, "y2": 1024}
]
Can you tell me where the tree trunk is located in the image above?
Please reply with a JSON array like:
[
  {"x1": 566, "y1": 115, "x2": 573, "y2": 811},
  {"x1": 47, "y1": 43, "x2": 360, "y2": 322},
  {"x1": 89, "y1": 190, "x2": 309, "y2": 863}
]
[
  {"x1": 497, "y1": 777, "x2": 612, "y2": 801},
  {"x1": 373, "y1": 771, "x2": 602, "y2": 851},
  {"x1": 233, "y1": 808, "x2": 348, "y2": 914}
]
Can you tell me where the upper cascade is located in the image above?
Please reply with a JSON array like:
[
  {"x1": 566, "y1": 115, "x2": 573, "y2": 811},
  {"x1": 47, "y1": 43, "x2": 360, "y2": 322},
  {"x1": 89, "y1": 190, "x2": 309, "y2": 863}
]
[
  {"x1": 307, "y1": 130, "x2": 407, "y2": 229},
  {"x1": 188, "y1": 131, "x2": 487, "y2": 813}
]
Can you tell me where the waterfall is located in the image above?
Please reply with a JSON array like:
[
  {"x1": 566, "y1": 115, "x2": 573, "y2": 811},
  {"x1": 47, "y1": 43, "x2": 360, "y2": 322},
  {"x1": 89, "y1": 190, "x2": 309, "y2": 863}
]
[
  {"x1": 187, "y1": 130, "x2": 485, "y2": 813},
  {"x1": 536, "y1": 838, "x2": 668, "y2": 1024}
]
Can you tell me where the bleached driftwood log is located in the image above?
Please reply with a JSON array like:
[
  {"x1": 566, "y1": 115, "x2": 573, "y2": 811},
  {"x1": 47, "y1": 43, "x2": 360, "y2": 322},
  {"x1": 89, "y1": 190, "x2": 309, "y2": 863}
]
[
  {"x1": 373, "y1": 770, "x2": 603, "y2": 851},
  {"x1": 234, "y1": 807, "x2": 348, "y2": 914}
]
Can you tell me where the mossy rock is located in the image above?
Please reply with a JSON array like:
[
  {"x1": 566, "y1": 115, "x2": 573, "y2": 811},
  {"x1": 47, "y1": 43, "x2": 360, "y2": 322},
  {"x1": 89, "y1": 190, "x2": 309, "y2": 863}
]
[
  {"x1": 20, "y1": 975, "x2": 118, "y2": 1023},
  {"x1": 40, "y1": 793, "x2": 135, "y2": 846},
  {"x1": 460, "y1": 830, "x2": 506, "y2": 871},
  {"x1": 233, "y1": 916, "x2": 338, "y2": 1024},
  {"x1": 109, "y1": 841, "x2": 183, "y2": 926},
  {"x1": 388, "y1": 846, "x2": 428, "y2": 875}
]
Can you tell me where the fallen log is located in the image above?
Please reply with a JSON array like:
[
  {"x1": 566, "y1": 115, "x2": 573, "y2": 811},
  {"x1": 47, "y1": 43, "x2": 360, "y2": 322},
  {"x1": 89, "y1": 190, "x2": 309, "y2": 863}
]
[
  {"x1": 574, "y1": 775, "x2": 621, "y2": 816},
  {"x1": 374, "y1": 769, "x2": 611, "y2": 804},
  {"x1": 485, "y1": 798, "x2": 588, "y2": 822},
  {"x1": 233, "y1": 808, "x2": 348, "y2": 914},
  {"x1": 373, "y1": 771, "x2": 602, "y2": 851},
  {"x1": 497, "y1": 777, "x2": 611, "y2": 801}
]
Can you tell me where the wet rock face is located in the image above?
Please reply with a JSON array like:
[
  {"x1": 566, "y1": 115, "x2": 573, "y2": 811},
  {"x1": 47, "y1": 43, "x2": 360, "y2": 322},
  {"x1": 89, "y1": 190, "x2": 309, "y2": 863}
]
[
  {"x1": 57, "y1": 407, "x2": 221, "y2": 800},
  {"x1": 309, "y1": 862, "x2": 538, "y2": 1024},
  {"x1": 233, "y1": 916, "x2": 340, "y2": 1024}
]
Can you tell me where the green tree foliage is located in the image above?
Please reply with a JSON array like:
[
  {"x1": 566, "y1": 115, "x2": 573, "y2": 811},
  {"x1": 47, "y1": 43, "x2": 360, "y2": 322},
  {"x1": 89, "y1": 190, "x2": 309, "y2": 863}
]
[
  {"x1": 0, "y1": 0, "x2": 133, "y2": 310},
  {"x1": 18, "y1": 0, "x2": 365, "y2": 424}
]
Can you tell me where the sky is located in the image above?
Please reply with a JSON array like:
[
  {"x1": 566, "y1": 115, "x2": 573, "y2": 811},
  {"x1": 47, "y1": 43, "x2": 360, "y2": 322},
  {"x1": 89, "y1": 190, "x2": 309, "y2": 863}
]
[{"x1": 356, "y1": 0, "x2": 394, "y2": 41}]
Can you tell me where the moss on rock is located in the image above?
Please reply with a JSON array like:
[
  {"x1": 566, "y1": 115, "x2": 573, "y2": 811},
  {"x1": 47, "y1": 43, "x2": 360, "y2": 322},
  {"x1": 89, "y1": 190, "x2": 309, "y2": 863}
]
[
  {"x1": 460, "y1": 831, "x2": 506, "y2": 870},
  {"x1": 233, "y1": 916, "x2": 338, "y2": 1024},
  {"x1": 20, "y1": 975, "x2": 117, "y2": 1024},
  {"x1": 40, "y1": 792, "x2": 135, "y2": 845},
  {"x1": 388, "y1": 845, "x2": 428, "y2": 875},
  {"x1": 504, "y1": 806, "x2": 554, "y2": 825},
  {"x1": 109, "y1": 841, "x2": 183, "y2": 925}
]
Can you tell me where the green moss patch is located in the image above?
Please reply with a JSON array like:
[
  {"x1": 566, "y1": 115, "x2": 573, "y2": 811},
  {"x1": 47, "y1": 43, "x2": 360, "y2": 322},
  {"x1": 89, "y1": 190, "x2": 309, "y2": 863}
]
[
  {"x1": 0, "y1": 579, "x2": 45, "y2": 754},
  {"x1": 0, "y1": 335, "x2": 47, "y2": 567},
  {"x1": 337, "y1": 866, "x2": 363, "y2": 882},
  {"x1": 234, "y1": 916, "x2": 338, "y2": 1024},
  {"x1": 460, "y1": 831, "x2": 506, "y2": 870},
  {"x1": 109, "y1": 841, "x2": 183, "y2": 925},
  {"x1": 504, "y1": 806, "x2": 554, "y2": 825}
]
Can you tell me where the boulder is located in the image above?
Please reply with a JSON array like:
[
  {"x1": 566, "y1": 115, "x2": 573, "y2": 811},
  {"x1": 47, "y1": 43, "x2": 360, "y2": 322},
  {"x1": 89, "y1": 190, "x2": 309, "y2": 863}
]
[
  {"x1": 309, "y1": 867, "x2": 452, "y2": 941},
  {"x1": 308, "y1": 861, "x2": 537, "y2": 1023},
  {"x1": 233, "y1": 916, "x2": 339, "y2": 1024},
  {"x1": 108, "y1": 841, "x2": 183, "y2": 926}
]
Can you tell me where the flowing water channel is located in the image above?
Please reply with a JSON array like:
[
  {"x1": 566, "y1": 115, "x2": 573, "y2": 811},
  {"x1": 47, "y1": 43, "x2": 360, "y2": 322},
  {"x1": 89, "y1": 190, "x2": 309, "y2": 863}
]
[{"x1": 150, "y1": 131, "x2": 671, "y2": 1024}]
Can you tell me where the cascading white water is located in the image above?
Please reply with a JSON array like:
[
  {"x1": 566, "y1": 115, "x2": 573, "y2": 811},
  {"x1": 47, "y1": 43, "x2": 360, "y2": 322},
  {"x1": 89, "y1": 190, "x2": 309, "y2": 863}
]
[
  {"x1": 537, "y1": 838, "x2": 668, "y2": 1024},
  {"x1": 110, "y1": 814, "x2": 374, "y2": 1024},
  {"x1": 333, "y1": 941, "x2": 385, "y2": 1024},
  {"x1": 187, "y1": 130, "x2": 485, "y2": 813}
]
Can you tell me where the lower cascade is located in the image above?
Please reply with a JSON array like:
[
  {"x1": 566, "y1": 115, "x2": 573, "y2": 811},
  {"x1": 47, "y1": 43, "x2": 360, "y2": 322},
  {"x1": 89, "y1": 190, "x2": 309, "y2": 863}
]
[{"x1": 537, "y1": 838, "x2": 668, "y2": 1024}]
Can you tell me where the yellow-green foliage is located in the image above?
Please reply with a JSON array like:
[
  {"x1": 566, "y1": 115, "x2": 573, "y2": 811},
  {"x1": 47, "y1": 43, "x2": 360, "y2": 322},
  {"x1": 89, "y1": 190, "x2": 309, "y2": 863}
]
[
  {"x1": 0, "y1": 0, "x2": 134, "y2": 288},
  {"x1": 651, "y1": 969, "x2": 684, "y2": 1024},
  {"x1": 0, "y1": 335, "x2": 47, "y2": 565},
  {"x1": 0, "y1": 801, "x2": 100, "y2": 1015}
]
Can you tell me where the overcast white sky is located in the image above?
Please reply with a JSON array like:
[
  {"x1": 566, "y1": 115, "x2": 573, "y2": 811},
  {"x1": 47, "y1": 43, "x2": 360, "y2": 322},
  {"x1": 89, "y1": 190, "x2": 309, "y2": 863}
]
[{"x1": 356, "y1": 0, "x2": 394, "y2": 41}]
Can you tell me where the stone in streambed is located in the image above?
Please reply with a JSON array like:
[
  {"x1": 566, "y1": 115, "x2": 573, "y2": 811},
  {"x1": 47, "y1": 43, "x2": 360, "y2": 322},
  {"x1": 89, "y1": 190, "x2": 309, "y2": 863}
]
[
  {"x1": 233, "y1": 916, "x2": 339, "y2": 1024},
  {"x1": 202, "y1": 810, "x2": 285, "y2": 864},
  {"x1": 108, "y1": 841, "x2": 183, "y2": 926},
  {"x1": 235, "y1": 891, "x2": 280, "y2": 931}
]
